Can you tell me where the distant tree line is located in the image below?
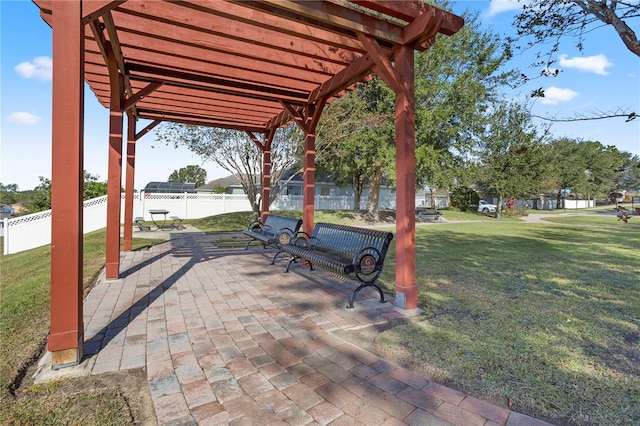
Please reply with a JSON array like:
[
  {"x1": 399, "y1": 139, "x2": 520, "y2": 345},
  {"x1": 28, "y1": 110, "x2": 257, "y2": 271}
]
[
  {"x1": 7, "y1": 2, "x2": 639, "y2": 220},
  {"x1": 153, "y1": 0, "x2": 639, "y2": 218},
  {"x1": 1, "y1": 172, "x2": 111, "y2": 214}
]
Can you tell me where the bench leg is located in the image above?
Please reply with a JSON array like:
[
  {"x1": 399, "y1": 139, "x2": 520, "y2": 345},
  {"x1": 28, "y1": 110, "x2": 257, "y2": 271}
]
[
  {"x1": 284, "y1": 256, "x2": 297, "y2": 272},
  {"x1": 347, "y1": 282, "x2": 387, "y2": 309},
  {"x1": 244, "y1": 238, "x2": 256, "y2": 250},
  {"x1": 271, "y1": 250, "x2": 289, "y2": 265}
]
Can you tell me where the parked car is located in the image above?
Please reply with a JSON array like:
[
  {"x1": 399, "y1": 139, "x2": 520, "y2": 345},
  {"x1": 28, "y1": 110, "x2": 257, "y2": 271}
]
[{"x1": 478, "y1": 200, "x2": 497, "y2": 213}]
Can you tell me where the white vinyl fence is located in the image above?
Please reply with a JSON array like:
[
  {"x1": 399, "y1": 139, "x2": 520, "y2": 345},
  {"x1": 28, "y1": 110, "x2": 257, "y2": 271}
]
[
  {"x1": 3, "y1": 195, "x2": 111, "y2": 255},
  {"x1": 2, "y1": 191, "x2": 600, "y2": 255},
  {"x1": 2, "y1": 192, "x2": 255, "y2": 255},
  {"x1": 4, "y1": 192, "x2": 387, "y2": 255}
]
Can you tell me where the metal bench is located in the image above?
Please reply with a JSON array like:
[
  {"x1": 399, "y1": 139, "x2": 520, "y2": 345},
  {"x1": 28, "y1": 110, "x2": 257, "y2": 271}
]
[
  {"x1": 243, "y1": 215, "x2": 303, "y2": 264},
  {"x1": 135, "y1": 216, "x2": 152, "y2": 231},
  {"x1": 416, "y1": 206, "x2": 442, "y2": 221},
  {"x1": 169, "y1": 216, "x2": 183, "y2": 229},
  {"x1": 280, "y1": 223, "x2": 394, "y2": 308}
]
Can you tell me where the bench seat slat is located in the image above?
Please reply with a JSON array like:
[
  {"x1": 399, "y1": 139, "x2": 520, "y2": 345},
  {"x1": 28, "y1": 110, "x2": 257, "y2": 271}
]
[
  {"x1": 242, "y1": 215, "x2": 302, "y2": 263},
  {"x1": 281, "y1": 223, "x2": 393, "y2": 308}
]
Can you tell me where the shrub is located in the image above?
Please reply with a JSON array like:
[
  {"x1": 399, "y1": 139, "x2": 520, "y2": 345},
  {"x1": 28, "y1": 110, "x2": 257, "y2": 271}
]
[{"x1": 450, "y1": 187, "x2": 479, "y2": 212}]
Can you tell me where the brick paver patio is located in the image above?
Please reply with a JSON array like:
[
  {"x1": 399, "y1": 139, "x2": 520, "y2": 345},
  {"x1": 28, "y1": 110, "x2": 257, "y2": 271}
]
[{"x1": 35, "y1": 233, "x2": 553, "y2": 425}]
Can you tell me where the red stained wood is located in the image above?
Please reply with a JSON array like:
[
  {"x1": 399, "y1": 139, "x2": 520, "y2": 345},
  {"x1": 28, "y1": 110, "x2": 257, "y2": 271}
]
[
  {"x1": 105, "y1": 44, "x2": 124, "y2": 279},
  {"x1": 123, "y1": 112, "x2": 136, "y2": 252},
  {"x1": 35, "y1": 0, "x2": 462, "y2": 131},
  {"x1": 48, "y1": 0, "x2": 85, "y2": 362},
  {"x1": 393, "y1": 45, "x2": 417, "y2": 310},
  {"x1": 37, "y1": 1, "x2": 464, "y2": 365}
]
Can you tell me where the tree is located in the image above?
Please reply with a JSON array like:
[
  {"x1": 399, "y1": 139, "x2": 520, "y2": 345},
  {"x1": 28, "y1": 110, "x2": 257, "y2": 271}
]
[
  {"x1": 510, "y1": 1, "x2": 639, "y2": 122},
  {"x1": 25, "y1": 176, "x2": 52, "y2": 213},
  {"x1": 0, "y1": 183, "x2": 19, "y2": 205},
  {"x1": 513, "y1": 1, "x2": 640, "y2": 60},
  {"x1": 83, "y1": 172, "x2": 109, "y2": 200},
  {"x1": 317, "y1": 1, "x2": 518, "y2": 216},
  {"x1": 547, "y1": 138, "x2": 590, "y2": 207},
  {"x1": 156, "y1": 124, "x2": 302, "y2": 215},
  {"x1": 22, "y1": 172, "x2": 109, "y2": 213},
  {"x1": 578, "y1": 142, "x2": 626, "y2": 202},
  {"x1": 612, "y1": 153, "x2": 640, "y2": 196},
  {"x1": 168, "y1": 165, "x2": 207, "y2": 187},
  {"x1": 414, "y1": 4, "x2": 519, "y2": 191},
  {"x1": 473, "y1": 101, "x2": 551, "y2": 218},
  {"x1": 548, "y1": 138, "x2": 625, "y2": 205},
  {"x1": 317, "y1": 77, "x2": 394, "y2": 215}
]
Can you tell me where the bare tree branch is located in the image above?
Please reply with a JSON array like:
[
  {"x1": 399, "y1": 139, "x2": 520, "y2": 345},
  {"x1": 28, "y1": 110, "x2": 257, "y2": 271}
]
[{"x1": 531, "y1": 109, "x2": 637, "y2": 122}]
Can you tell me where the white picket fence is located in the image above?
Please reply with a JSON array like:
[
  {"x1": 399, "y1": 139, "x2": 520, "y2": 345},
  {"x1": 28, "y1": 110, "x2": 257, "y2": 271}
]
[{"x1": 2, "y1": 191, "x2": 397, "y2": 255}]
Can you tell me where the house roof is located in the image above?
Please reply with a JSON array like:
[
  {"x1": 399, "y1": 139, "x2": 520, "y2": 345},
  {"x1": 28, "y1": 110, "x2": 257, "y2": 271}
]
[
  {"x1": 200, "y1": 175, "x2": 246, "y2": 189},
  {"x1": 33, "y1": 1, "x2": 463, "y2": 134},
  {"x1": 144, "y1": 181, "x2": 196, "y2": 193}
]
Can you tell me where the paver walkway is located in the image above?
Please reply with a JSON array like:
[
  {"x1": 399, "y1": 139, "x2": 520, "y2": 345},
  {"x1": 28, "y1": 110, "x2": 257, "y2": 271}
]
[{"x1": 35, "y1": 233, "x2": 553, "y2": 425}]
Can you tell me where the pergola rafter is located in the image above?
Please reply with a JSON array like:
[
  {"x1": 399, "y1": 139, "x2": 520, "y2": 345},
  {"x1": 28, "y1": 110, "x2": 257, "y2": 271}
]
[{"x1": 33, "y1": 0, "x2": 463, "y2": 368}]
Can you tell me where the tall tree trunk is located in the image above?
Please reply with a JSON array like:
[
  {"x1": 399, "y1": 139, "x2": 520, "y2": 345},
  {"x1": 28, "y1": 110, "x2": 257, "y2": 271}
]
[
  {"x1": 353, "y1": 174, "x2": 365, "y2": 210},
  {"x1": 495, "y1": 195, "x2": 502, "y2": 219},
  {"x1": 366, "y1": 165, "x2": 382, "y2": 221}
]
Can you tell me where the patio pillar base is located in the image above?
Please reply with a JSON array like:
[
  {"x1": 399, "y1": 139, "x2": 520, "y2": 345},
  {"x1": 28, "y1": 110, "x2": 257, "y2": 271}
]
[
  {"x1": 395, "y1": 286, "x2": 418, "y2": 310},
  {"x1": 51, "y1": 345, "x2": 83, "y2": 369},
  {"x1": 106, "y1": 262, "x2": 119, "y2": 279}
]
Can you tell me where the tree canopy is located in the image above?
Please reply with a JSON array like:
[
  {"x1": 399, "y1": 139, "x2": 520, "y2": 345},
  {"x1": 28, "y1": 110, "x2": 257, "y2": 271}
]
[
  {"x1": 512, "y1": 0, "x2": 640, "y2": 62},
  {"x1": 548, "y1": 137, "x2": 632, "y2": 203},
  {"x1": 316, "y1": 1, "x2": 518, "y2": 215},
  {"x1": 473, "y1": 101, "x2": 551, "y2": 217},
  {"x1": 168, "y1": 165, "x2": 207, "y2": 187},
  {"x1": 156, "y1": 124, "x2": 302, "y2": 215}
]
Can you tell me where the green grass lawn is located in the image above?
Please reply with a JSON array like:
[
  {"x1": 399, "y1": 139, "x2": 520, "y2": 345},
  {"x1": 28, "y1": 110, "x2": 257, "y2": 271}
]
[
  {"x1": 0, "y1": 230, "x2": 160, "y2": 423},
  {"x1": 376, "y1": 215, "x2": 639, "y2": 425},
  {"x1": 1, "y1": 210, "x2": 638, "y2": 425}
]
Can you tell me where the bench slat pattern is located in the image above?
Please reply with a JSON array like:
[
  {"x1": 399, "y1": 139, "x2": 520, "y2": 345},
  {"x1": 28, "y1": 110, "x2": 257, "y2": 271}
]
[
  {"x1": 281, "y1": 223, "x2": 393, "y2": 308},
  {"x1": 243, "y1": 215, "x2": 303, "y2": 264}
]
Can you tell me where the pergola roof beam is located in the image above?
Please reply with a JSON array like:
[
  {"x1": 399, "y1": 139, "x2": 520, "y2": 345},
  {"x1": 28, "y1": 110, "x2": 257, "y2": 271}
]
[
  {"x1": 35, "y1": 0, "x2": 464, "y2": 133},
  {"x1": 253, "y1": 0, "x2": 405, "y2": 45}
]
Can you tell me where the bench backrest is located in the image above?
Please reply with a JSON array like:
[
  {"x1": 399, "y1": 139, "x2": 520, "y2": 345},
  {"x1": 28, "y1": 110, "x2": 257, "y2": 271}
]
[
  {"x1": 310, "y1": 223, "x2": 393, "y2": 259},
  {"x1": 263, "y1": 215, "x2": 302, "y2": 235}
]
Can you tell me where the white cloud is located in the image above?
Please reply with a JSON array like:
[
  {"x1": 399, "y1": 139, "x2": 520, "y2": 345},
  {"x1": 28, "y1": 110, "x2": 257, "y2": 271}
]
[
  {"x1": 487, "y1": 0, "x2": 526, "y2": 17},
  {"x1": 540, "y1": 87, "x2": 579, "y2": 105},
  {"x1": 558, "y1": 54, "x2": 613, "y2": 75},
  {"x1": 14, "y1": 56, "x2": 52, "y2": 81},
  {"x1": 7, "y1": 112, "x2": 41, "y2": 124}
]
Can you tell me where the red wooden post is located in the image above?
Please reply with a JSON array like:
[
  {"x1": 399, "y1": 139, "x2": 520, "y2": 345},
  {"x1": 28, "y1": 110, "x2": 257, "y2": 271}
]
[
  {"x1": 105, "y1": 44, "x2": 124, "y2": 279},
  {"x1": 123, "y1": 112, "x2": 136, "y2": 251},
  {"x1": 260, "y1": 128, "x2": 275, "y2": 224},
  {"x1": 283, "y1": 101, "x2": 326, "y2": 236},
  {"x1": 261, "y1": 148, "x2": 271, "y2": 223},
  {"x1": 394, "y1": 45, "x2": 418, "y2": 309},
  {"x1": 48, "y1": 0, "x2": 84, "y2": 367},
  {"x1": 302, "y1": 133, "x2": 316, "y2": 236}
]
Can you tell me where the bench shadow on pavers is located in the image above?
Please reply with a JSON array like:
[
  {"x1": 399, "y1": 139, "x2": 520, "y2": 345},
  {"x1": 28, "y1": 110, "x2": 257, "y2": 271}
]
[
  {"x1": 242, "y1": 214, "x2": 303, "y2": 264},
  {"x1": 280, "y1": 223, "x2": 394, "y2": 309}
]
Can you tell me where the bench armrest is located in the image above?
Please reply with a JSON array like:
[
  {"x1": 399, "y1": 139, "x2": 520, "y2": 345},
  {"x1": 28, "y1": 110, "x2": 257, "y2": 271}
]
[
  {"x1": 247, "y1": 220, "x2": 263, "y2": 231},
  {"x1": 261, "y1": 224, "x2": 275, "y2": 234},
  {"x1": 290, "y1": 231, "x2": 312, "y2": 247}
]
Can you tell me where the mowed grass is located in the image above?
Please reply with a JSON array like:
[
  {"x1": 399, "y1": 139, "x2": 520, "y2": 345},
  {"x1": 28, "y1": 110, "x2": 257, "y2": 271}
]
[
  {"x1": 1, "y1": 210, "x2": 638, "y2": 425},
  {"x1": 376, "y1": 215, "x2": 639, "y2": 425},
  {"x1": 0, "y1": 230, "x2": 159, "y2": 422}
]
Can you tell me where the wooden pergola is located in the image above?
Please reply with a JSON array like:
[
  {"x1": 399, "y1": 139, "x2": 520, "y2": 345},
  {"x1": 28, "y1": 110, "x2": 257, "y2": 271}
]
[{"x1": 33, "y1": 0, "x2": 463, "y2": 368}]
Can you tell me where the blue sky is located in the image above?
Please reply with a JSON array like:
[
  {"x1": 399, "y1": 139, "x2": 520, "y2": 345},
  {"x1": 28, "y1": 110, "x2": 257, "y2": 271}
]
[{"x1": 1, "y1": 0, "x2": 638, "y2": 191}]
